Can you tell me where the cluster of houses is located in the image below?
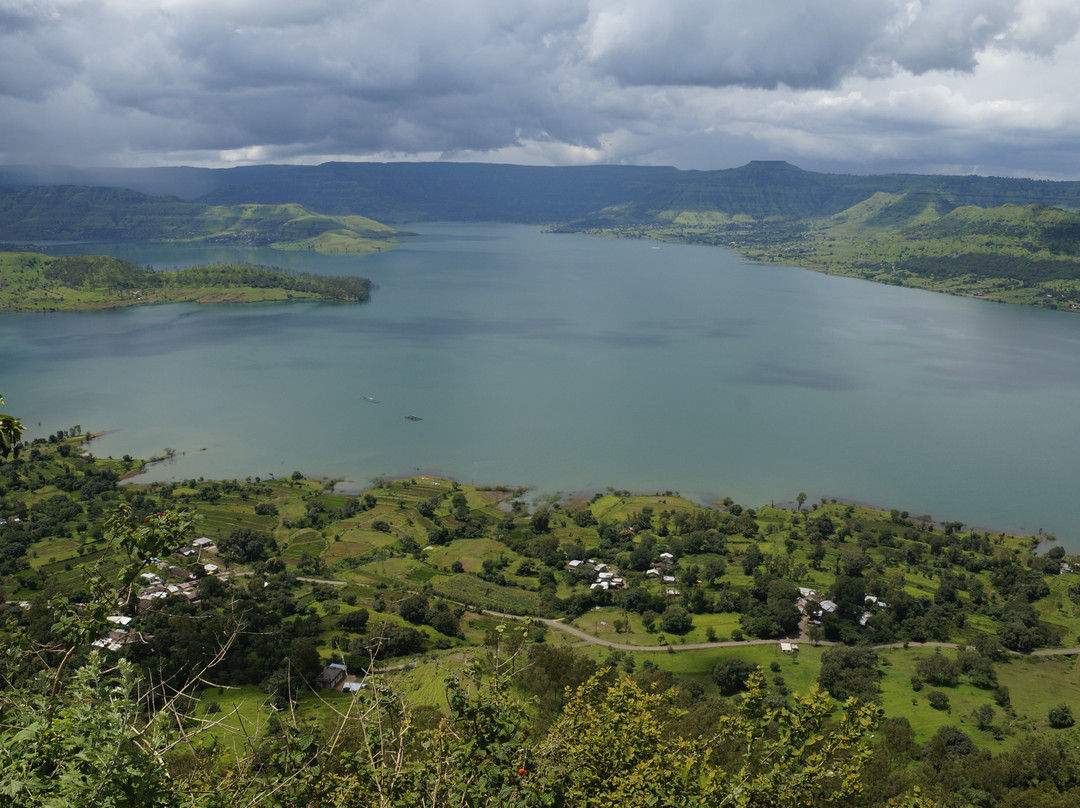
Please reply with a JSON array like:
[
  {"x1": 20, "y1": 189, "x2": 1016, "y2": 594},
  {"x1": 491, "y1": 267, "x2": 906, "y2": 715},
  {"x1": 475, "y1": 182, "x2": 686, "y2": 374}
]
[
  {"x1": 645, "y1": 552, "x2": 680, "y2": 595},
  {"x1": 568, "y1": 558, "x2": 627, "y2": 591},
  {"x1": 91, "y1": 614, "x2": 150, "y2": 652},
  {"x1": 92, "y1": 540, "x2": 226, "y2": 649},
  {"x1": 136, "y1": 569, "x2": 202, "y2": 610},
  {"x1": 796, "y1": 587, "x2": 888, "y2": 627},
  {"x1": 567, "y1": 553, "x2": 688, "y2": 597}
]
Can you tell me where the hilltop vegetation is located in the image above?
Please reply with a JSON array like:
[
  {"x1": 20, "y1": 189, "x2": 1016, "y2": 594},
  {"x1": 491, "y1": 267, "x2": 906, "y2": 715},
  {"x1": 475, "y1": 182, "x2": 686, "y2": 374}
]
[
  {"x1": 557, "y1": 192, "x2": 1080, "y2": 310},
  {"x1": 0, "y1": 185, "x2": 399, "y2": 255},
  {"x1": 5, "y1": 421, "x2": 1080, "y2": 804},
  {"x1": 0, "y1": 251, "x2": 370, "y2": 310}
]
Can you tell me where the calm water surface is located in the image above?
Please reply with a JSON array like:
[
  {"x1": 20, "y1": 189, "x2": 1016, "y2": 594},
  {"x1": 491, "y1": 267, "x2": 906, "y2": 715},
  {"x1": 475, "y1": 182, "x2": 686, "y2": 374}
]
[{"x1": 3, "y1": 223, "x2": 1079, "y2": 546}]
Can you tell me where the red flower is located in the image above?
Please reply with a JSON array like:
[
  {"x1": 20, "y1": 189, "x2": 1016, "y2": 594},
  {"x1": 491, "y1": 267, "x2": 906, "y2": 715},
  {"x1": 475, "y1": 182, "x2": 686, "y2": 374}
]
[{"x1": 518, "y1": 768, "x2": 526, "y2": 775}]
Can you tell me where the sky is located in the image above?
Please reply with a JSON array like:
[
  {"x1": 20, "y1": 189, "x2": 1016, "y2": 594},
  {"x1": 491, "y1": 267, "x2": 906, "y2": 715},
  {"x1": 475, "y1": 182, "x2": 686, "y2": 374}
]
[{"x1": 3, "y1": 0, "x2": 1080, "y2": 178}]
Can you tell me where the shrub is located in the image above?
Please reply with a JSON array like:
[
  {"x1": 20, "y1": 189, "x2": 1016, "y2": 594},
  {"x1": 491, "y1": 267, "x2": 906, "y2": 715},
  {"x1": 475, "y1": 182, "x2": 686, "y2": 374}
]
[
  {"x1": 927, "y1": 690, "x2": 950, "y2": 711},
  {"x1": 1048, "y1": 704, "x2": 1075, "y2": 728}
]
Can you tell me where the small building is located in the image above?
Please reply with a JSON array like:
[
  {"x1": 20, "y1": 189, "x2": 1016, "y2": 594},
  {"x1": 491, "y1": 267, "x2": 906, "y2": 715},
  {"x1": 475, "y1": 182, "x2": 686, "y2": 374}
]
[
  {"x1": 203, "y1": 563, "x2": 219, "y2": 574},
  {"x1": 818, "y1": 599, "x2": 837, "y2": 613},
  {"x1": 568, "y1": 559, "x2": 584, "y2": 568},
  {"x1": 317, "y1": 663, "x2": 348, "y2": 690},
  {"x1": 646, "y1": 568, "x2": 661, "y2": 577},
  {"x1": 193, "y1": 537, "x2": 214, "y2": 549},
  {"x1": 780, "y1": 642, "x2": 799, "y2": 653}
]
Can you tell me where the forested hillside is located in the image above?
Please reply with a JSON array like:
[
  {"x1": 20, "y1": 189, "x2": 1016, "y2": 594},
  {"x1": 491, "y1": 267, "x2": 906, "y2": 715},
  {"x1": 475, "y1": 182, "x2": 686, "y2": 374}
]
[
  {"x1": 4, "y1": 412, "x2": 1080, "y2": 805},
  {"x1": 0, "y1": 185, "x2": 399, "y2": 255}
]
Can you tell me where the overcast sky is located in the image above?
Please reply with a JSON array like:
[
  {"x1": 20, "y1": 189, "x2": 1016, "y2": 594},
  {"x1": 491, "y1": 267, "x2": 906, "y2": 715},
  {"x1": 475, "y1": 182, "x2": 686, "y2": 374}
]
[{"x1": 3, "y1": 0, "x2": 1080, "y2": 178}]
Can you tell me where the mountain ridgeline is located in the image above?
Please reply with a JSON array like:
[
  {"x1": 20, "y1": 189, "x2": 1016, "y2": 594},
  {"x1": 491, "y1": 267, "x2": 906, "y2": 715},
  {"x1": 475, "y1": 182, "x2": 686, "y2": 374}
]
[
  {"x1": 7, "y1": 159, "x2": 1080, "y2": 222},
  {"x1": 6, "y1": 160, "x2": 1080, "y2": 308}
]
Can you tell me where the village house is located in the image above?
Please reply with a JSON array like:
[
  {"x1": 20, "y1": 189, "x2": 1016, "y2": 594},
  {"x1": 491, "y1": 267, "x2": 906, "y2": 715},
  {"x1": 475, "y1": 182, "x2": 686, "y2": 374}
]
[{"x1": 316, "y1": 662, "x2": 348, "y2": 690}]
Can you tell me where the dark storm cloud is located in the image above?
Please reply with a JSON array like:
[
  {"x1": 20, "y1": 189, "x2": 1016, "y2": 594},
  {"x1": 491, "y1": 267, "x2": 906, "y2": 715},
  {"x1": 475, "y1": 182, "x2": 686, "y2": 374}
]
[{"x1": 0, "y1": 1, "x2": 1078, "y2": 174}]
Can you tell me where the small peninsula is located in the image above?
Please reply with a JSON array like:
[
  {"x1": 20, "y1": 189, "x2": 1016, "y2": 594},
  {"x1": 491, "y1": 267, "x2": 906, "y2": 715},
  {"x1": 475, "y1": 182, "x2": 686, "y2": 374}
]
[{"x1": 0, "y1": 252, "x2": 371, "y2": 311}]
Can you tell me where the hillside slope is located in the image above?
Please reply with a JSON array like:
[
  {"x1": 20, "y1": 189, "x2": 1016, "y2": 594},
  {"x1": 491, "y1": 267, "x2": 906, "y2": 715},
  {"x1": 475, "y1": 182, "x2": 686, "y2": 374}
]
[{"x1": 0, "y1": 186, "x2": 399, "y2": 255}]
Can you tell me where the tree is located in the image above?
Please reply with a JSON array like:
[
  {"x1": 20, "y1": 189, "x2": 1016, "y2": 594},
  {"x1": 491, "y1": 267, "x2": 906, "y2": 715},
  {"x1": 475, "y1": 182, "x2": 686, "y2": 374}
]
[
  {"x1": 713, "y1": 657, "x2": 757, "y2": 695},
  {"x1": 397, "y1": 593, "x2": 429, "y2": 624},
  {"x1": 916, "y1": 652, "x2": 959, "y2": 687},
  {"x1": 217, "y1": 527, "x2": 277, "y2": 562},
  {"x1": 927, "y1": 690, "x2": 950, "y2": 711},
  {"x1": 0, "y1": 393, "x2": 23, "y2": 459},
  {"x1": 660, "y1": 604, "x2": 693, "y2": 635},
  {"x1": 1048, "y1": 704, "x2": 1075, "y2": 728},
  {"x1": 534, "y1": 668, "x2": 886, "y2": 808},
  {"x1": 973, "y1": 703, "x2": 995, "y2": 730},
  {"x1": 742, "y1": 543, "x2": 763, "y2": 576},
  {"x1": 530, "y1": 507, "x2": 550, "y2": 533},
  {"x1": 704, "y1": 558, "x2": 727, "y2": 585},
  {"x1": 818, "y1": 646, "x2": 880, "y2": 704},
  {"x1": 796, "y1": 492, "x2": 807, "y2": 511}
]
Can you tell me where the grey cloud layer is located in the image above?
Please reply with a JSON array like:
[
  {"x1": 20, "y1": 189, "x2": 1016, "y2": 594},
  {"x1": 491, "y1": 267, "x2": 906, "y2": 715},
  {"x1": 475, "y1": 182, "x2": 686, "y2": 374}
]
[{"x1": 1, "y1": 0, "x2": 1079, "y2": 173}]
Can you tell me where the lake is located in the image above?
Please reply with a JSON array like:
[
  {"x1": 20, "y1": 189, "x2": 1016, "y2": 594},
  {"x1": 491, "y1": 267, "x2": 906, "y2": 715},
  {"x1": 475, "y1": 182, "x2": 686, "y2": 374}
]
[{"x1": 3, "y1": 223, "x2": 1080, "y2": 546}]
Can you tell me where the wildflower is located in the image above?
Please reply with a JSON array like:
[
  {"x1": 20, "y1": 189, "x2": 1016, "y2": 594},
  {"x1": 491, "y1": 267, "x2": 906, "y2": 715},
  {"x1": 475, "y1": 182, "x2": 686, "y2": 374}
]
[{"x1": 518, "y1": 768, "x2": 526, "y2": 775}]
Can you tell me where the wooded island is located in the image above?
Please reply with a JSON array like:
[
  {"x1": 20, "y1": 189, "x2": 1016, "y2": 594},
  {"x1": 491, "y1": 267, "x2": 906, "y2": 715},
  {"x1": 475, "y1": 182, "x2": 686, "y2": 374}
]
[{"x1": 0, "y1": 252, "x2": 370, "y2": 310}]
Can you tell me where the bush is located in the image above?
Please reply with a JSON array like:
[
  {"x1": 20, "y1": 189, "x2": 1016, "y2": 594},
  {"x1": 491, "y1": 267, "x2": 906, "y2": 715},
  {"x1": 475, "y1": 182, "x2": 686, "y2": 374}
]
[
  {"x1": 1048, "y1": 704, "x2": 1075, "y2": 728},
  {"x1": 927, "y1": 690, "x2": 950, "y2": 711},
  {"x1": 915, "y1": 652, "x2": 959, "y2": 687}
]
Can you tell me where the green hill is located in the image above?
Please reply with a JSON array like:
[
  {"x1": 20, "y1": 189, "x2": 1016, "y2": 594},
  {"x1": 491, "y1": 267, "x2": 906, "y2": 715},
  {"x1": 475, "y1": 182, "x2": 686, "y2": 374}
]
[{"x1": 0, "y1": 185, "x2": 399, "y2": 255}]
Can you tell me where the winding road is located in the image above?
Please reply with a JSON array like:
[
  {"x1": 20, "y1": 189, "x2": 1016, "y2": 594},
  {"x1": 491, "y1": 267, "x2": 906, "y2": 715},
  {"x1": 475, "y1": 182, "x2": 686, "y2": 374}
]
[{"x1": 481, "y1": 610, "x2": 1080, "y2": 657}]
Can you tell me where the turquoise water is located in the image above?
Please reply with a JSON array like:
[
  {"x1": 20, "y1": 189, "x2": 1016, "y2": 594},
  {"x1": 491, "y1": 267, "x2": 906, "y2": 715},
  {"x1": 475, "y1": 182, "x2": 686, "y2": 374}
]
[{"x1": 3, "y1": 223, "x2": 1080, "y2": 545}]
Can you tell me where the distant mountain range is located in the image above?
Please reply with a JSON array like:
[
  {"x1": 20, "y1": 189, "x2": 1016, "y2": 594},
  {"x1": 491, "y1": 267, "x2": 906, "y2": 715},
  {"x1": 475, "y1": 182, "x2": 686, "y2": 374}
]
[
  {"x1": 4, "y1": 160, "x2": 1080, "y2": 309},
  {"x1": 4, "y1": 160, "x2": 1080, "y2": 223}
]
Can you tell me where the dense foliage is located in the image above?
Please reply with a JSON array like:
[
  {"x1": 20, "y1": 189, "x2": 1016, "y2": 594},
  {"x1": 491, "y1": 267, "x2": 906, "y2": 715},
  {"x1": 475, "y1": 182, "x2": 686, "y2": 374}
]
[{"x1": 4, "y1": 408, "x2": 1080, "y2": 805}]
